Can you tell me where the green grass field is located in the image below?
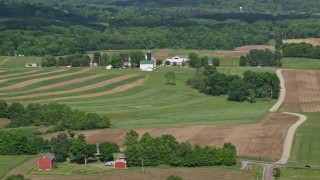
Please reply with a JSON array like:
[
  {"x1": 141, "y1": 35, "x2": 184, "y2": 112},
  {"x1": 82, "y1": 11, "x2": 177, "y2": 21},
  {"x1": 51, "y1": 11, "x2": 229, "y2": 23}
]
[
  {"x1": 290, "y1": 112, "x2": 320, "y2": 165},
  {"x1": 0, "y1": 155, "x2": 36, "y2": 179},
  {"x1": 282, "y1": 57, "x2": 320, "y2": 69},
  {"x1": 0, "y1": 56, "x2": 42, "y2": 68},
  {"x1": 280, "y1": 167, "x2": 320, "y2": 180}
]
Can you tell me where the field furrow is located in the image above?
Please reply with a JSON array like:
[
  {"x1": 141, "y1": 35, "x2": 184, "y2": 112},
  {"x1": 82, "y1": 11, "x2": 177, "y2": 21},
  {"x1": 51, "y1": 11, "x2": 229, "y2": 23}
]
[
  {"x1": 28, "y1": 78, "x2": 144, "y2": 102},
  {"x1": 0, "y1": 68, "x2": 92, "y2": 90}
]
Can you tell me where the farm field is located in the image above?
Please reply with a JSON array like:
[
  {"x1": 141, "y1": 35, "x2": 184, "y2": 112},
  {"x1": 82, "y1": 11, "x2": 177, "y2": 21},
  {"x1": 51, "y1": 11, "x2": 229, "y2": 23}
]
[
  {"x1": 282, "y1": 58, "x2": 320, "y2": 70},
  {"x1": 0, "y1": 155, "x2": 36, "y2": 179},
  {"x1": 289, "y1": 112, "x2": 320, "y2": 165},
  {"x1": 0, "y1": 56, "x2": 42, "y2": 68},
  {"x1": 43, "y1": 112, "x2": 298, "y2": 159},
  {"x1": 280, "y1": 168, "x2": 320, "y2": 180},
  {"x1": 4, "y1": 156, "x2": 253, "y2": 180},
  {"x1": 280, "y1": 70, "x2": 320, "y2": 112},
  {"x1": 0, "y1": 66, "x2": 277, "y2": 129},
  {"x1": 282, "y1": 38, "x2": 320, "y2": 46}
]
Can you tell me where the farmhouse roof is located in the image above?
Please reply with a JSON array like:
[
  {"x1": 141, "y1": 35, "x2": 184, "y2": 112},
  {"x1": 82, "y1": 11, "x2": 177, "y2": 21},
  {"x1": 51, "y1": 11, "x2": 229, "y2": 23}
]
[
  {"x1": 43, "y1": 153, "x2": 55, "y2": 160},
  {"x1": 118, "y1": 153, "x2": 125, "y2": 158},
  {"x1": 140, "y1": 60, "x2": 154, "y2": 64}
]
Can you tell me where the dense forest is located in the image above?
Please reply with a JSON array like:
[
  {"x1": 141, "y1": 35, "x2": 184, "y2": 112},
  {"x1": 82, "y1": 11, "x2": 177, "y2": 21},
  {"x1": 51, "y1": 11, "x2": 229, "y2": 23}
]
[{"x1": 1, "y1": 0, "x2": 320, "y2": 56}]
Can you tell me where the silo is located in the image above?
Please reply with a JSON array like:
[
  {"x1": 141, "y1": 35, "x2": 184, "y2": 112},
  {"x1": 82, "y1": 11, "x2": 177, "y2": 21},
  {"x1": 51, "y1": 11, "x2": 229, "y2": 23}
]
[{"x1": 147, "y1": 51, "x2": 152, "y2": 61}]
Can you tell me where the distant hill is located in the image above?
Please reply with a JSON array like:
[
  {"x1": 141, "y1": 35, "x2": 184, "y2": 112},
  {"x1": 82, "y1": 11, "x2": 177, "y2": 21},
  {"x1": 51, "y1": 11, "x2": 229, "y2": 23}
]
[{"x1": 0, "y1": 0, "x2": 320, "y2": 56}]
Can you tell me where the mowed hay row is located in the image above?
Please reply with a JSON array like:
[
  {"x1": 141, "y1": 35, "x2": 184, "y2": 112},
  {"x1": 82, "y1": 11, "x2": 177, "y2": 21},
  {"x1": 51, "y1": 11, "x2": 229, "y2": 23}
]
[
  {"x1": 0, "y1": 68, "x2": 71, "y2": 87},
  {"x1": 16, "y1": 76, "x2": 144, "y2": 102},
  {"x1": 0, "y1": 74, "x2": 105, "y2": 95},
  {"x1": 3, "y1": 74, "x2": 137, "y2": 100},
  {"x1": 0, "y1": 69, "x2": 41, "y2": 79},
  {"x1": 0, "y1": 68, "x2": 93, "y2": 91},
  {"x1": 0, "y1": 74, "x2": 120, "y2": 97},
  {"x1": 0, "y1": 68, "x2": 67, "y2": 83},
  {"x1": 60, "y1": 113, "x2": 297, "y2": 159}
]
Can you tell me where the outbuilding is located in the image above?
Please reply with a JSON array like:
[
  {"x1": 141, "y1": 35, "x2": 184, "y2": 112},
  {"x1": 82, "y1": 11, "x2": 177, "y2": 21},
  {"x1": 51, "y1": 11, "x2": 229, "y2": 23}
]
[
  {"x1": 140, "y1": 60, "x2": 155, "y2": 71},
  {"x1": 25, "y1": 62, "x2": 38, "y2": 68},
  {"x1": 38, "y1": 153, "x2": 55, "y2": 171},
  {"x1": 114, "y1": 160, "x2": 127, "y2": 169}
]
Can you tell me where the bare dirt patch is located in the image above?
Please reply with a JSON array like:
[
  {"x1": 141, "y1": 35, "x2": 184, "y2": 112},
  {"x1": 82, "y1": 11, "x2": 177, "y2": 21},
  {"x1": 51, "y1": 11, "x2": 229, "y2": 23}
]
[
  {"x1": 216, "y1": 45, "x2": 275, "y2": 57},
  {"x1": 0, "y1": 118, "x2": 10, "y2": 127},
  {"x1": 0, "y1": 68, "x2": 92, "y2": 91},
  {"x1": 283, "y1": 38, "x2": 320, "y2": 46},
  {"x1": 43, "y1": 113, "x2": 297, "y2": 159},
  {"x1": 281, "y1": 70, "x2": 320, "y2": 112},
  {"x1": 5, "y1": 74, "x2": 138, "y2": 101},
  {"x1": 155, "y1": 49, "x2": 172, "y2": 57},
  {"x1": 28, "y1": 78, "x2": 144, "y2": 103}
]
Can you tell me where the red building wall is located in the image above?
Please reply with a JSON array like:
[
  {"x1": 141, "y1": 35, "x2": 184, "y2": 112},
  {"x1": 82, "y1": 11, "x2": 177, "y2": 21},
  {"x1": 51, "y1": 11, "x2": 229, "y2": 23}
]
[
  {"x1": 114, "y1": 161, "x2": 127, "y2": 169},
  {"x1": 38, "y1": 157, "x2": 53, "y2": 171}
]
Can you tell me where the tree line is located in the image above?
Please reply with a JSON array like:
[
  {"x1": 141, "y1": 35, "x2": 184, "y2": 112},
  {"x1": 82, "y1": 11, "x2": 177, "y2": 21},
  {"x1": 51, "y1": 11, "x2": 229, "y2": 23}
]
[
  {"x1": 124, "y1": 130, "x2": 237, "y2": 167},
  {"x1": 186, "y1": 67, "x2": 280, "y2": 102},
  {"x1": 188, "y1": 52, "x2": 220, "y2": 68},
  {"x1": 282, "y1": 43, "x2": 320, "y2": 59},
  {"x1": 0, "y1": 130, "x2": 118, "y2": 165},
  {"x1": 41, "y1": 50, "x2": 145, "y2": 68},
  {"x1": 0, "y1": 100, "x2": 110, "y2": 131},
  {"x1": 239, "y1": 49, "x2": 283, "y2": 67}
]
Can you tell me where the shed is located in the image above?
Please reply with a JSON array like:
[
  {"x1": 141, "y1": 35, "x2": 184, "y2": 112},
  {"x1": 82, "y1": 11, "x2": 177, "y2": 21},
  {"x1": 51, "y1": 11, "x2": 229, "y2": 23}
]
[
  {"x1": 114, "y1": 160, "x2": 127, "y2": 169},
  {"x1": 106, "y1": 64, "x2": 113, "y2": 70},
  {"x1": 26, "y1": 62, "x2": 38, "y2": 68},
  {"x1": 140, "y1": 60, "x2": 155, "y2": 71},
  {"x1": 38, "y1": 153, "x2": 55, "y2": 171}
]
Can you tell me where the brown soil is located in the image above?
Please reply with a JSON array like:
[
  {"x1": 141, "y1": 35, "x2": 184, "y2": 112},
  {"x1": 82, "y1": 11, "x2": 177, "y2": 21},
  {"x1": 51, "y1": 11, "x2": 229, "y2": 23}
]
[
  {"x1": 216, "y1": 45, "x2": 275, "y2": 57},
  {"x1": 28, "y1": 78, "x2": 144, "y2": 103},
  {"x1": 0, "y1": 74, "x2": 105, "y2": 95},
  {"x1": 0, "y1": 69, "x2": 40, "y2": 80},
  {"x1": 43, "y1": 113, "x2": 297, "y2": 159},
  {"x1": 283, "y1": 38, "x2": 320, "y2": 46},
  {"x1": 281, "y1": 70, "x2": 320, "y2": 112},
  {"x1": 6, "y1": 157, "x2": 253, "y2": 180},
  {"x1": 4, "y1": 74, "x2": 138, "y2": 101},
  {"x1": 154, "y1": 49, "x2": 172, "y2": 57},
  {"x1": 0, "y1": 68, "x2": 92, "y2": 91},
  {"x1": 0, "y1": 118, "x2": 10, "y2": 127}
]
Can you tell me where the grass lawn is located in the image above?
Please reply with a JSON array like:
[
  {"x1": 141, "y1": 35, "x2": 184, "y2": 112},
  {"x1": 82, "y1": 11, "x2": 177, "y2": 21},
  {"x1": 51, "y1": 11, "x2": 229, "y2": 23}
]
[
  {"x1": 219, "y1": 56, "x2": 240, "y2": 67},
  {"x1": 29, "y1": 163, "x2": 118, "y2": 175},
  {"x1": 0, "y1": 155, "x2": 36, "y2": 179},
  {"x1": 0, "y1": 56, "x2": 42, "y2": 68},
  {"x1": 282, "y1": 57, "x2": 320, "y2": 69},
  {"x1": 280, "y1": 167, "x2": 320, "y2": 180},
  {"x1": 289, "y1": 112, "x2": 320, "y2": 165}
]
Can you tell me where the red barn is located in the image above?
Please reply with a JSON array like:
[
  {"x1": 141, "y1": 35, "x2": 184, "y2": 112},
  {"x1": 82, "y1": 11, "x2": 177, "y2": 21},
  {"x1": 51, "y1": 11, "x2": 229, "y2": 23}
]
[
  {"x1": 38, "y1": 153, "x2": 55, "y2": 171},
  {"x1": 114, "y1": 160, "x2": 127, "y2": 169}
]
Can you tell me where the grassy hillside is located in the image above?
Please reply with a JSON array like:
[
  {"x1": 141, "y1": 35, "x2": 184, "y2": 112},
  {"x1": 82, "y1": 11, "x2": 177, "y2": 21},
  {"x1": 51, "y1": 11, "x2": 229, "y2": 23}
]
[
  {"x1": 0, "y1": 155, "x2": 36, "y2": 179},
  {"x1": 0, "y1": 66, "x2": 276, "y2": 129},
  {"x1": 282, "y1": 58, "x2": 320, "y2": 69}
]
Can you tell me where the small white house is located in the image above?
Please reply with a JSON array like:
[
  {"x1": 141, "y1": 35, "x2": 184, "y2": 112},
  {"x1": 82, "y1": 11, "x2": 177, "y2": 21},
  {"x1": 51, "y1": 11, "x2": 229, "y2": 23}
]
[
  {"x1": 140, "y1": 61, "x2": 155, "y2": 71},
  {"x1": 26, "y1": 62, "x2": 38, "y2": 68},
  {"x1": 106, "y1": 64, "x2": 113, "y2": 70},
  {"x1": 166, "y1": 56, "x2": 188, "y2": 66}
]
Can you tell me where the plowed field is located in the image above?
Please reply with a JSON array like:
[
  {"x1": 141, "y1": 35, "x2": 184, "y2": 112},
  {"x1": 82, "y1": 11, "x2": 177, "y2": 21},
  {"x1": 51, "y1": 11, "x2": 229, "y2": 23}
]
[
  {"x1": 281, "y1": 70, "x2": 320, "y2": 112},
  {"x1": 283, "y1": 38, "x2": 320, "y2": 46},
  {"x1": 43, "y1": 113, "x2": 298, "y2": 159}
]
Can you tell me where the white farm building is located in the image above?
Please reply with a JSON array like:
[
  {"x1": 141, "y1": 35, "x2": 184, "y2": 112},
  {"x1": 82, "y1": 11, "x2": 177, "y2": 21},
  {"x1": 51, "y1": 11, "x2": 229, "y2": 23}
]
[
  {"x1": 140, "y1": 60, "x2": 155, "y2": 71},
  {"x1": 166, "y1": 56, "x2": 188, "y2": 66}
]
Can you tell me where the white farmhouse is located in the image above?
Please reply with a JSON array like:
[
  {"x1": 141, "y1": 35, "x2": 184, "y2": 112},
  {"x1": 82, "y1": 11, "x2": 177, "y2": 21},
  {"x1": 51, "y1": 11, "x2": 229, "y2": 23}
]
[
  {"x1": 166, "y1": 56, "x2": 188, "y2": 66},
  {"x1": 140, "y1": 61, "x2": 155, "y2": 71}
]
